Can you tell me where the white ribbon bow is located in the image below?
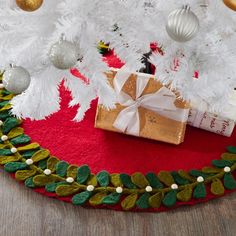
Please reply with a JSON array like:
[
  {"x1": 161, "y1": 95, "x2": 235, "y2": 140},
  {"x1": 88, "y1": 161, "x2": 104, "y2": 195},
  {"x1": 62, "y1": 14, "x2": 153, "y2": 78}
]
[{"x1": 112, "y1": 69, "x2": 189, "y2": 136}]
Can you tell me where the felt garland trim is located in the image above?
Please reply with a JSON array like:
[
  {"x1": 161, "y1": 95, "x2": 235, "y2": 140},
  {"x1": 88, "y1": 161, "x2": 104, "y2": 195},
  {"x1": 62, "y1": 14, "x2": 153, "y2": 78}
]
[{"x1": 0, "y1": 78, "x2": 236, "y2": 211}]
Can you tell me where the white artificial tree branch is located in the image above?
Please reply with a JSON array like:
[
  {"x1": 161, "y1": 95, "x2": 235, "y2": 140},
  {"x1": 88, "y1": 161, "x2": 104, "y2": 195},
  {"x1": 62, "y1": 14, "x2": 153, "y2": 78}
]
[{"x1": 0, "y1": 0, "x2": 235, "y2": 121}]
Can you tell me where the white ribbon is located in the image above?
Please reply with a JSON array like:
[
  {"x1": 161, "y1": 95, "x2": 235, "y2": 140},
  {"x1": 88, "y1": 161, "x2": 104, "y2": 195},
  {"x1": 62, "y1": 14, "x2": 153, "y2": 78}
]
[{"x1": 112, "y1": 69, "x2": 189, "y2": 136}]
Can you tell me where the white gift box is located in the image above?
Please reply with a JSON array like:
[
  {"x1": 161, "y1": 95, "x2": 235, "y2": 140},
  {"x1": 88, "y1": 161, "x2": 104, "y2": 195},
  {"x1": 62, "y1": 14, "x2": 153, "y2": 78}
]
[{"x1": 188, "y1": 91, "x2": 236, "y2": 137}]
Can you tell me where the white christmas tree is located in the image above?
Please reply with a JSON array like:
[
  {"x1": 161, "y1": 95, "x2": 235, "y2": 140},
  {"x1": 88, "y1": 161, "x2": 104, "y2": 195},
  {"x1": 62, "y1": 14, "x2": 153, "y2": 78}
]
[{"x1": 0, "y1": 0, "x2": 236, "y2": 121}]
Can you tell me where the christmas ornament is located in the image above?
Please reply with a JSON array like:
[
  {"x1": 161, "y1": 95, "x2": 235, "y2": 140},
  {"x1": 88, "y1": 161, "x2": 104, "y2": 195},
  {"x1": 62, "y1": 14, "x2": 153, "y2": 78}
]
[
  {"x1": 166, "y1": 5, "x2": 200, "y2": 42},
  {"x1": 49, "y1": 36, "x2": 80, "y2": 70},
  {"x1": 2, "y1": 65, "x2": 31, "y2": 94},
  {"x1": 16, "y1": 0, "x2": 43, "y2": 12},
  {"x1": 223, "y1": 0, "x2": 236, "y2": 11}
]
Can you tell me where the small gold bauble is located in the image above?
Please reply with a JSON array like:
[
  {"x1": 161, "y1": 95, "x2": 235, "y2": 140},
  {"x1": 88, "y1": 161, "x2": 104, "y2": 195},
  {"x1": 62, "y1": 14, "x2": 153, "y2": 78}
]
[
  {"x1": 16, "y1": 0, "x2": 43, "y2": 12},
  {"x1": 223, "y1": 0, "x2": 236, "y2": 11}
]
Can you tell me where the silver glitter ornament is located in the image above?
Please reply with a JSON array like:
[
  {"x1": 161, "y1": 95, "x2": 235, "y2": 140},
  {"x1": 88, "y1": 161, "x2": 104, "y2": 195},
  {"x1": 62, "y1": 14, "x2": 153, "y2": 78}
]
[
  {"x1": 49, "y1": 36, "x2": 80, "y2": 70},
  {"x1": 166, "y1": 5, "x2": 200, "y2": 43},
  {"x1": 3, "y1": 65, "x2": 31, "y2": 94}
]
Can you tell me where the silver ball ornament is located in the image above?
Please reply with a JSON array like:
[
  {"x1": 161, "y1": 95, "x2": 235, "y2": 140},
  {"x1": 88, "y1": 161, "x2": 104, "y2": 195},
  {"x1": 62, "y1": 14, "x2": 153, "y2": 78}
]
[
  {"x1": 49, "y1": 38, "x2": 80, "y2": 70},
  {"x1": 3, "y1": 65, "x2": 31, "y2": 94},
  {"x1": 166, "y1": 5, "x2": 200, "y2": 43}
]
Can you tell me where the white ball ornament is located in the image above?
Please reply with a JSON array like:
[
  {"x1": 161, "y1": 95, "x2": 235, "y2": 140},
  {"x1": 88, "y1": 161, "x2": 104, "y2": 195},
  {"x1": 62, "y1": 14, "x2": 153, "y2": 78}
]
[
  {"x1": 10, "y1": 147, "x2": 18, "y2": 154},
  {"x1": 145, "y1": 186, "x2": 153, "y2": 193},
  {"x1": 44, "y1": 169, "x2": 52, "y2": 176},
  {"x1": 2, "y1": 65, "x2": 31, "y2": 94},
  {"x1": 87, "y1": 185, "x2": 95, "y2": 192},
  {"x1": 197, "y1": 176, "x2": 204, "y2": 183},
  {"x1": 26, "y1": 159, "x2": 34, "y2": 165},
  {"x1": 171, "y1": 184, "x2": 178, "y2": 190},
  {"x1": 1, "y1": 135, "x2": 8, "y2": 141},
  {"x1": 224, "y1": 166, "x2": 231, "y2": 173},
  {"x1": 116, "y1": 187, "x2": 123, "y2": 194},
  {"x1": 66, "y1": 177, "x2": 74, "y2": 183},
  {"x1": 166, "y1": 5, "x2": 200, "y2": 43},
  {"x1": 49, "y1": 35, "x2": 80, "y2": 70}
]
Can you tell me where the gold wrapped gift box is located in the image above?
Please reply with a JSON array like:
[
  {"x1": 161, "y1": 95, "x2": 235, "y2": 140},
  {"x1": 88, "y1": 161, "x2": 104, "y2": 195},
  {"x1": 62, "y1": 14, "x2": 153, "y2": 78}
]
[{"x1": 95, "y1": 70, "x2": 190, "y2": 145}]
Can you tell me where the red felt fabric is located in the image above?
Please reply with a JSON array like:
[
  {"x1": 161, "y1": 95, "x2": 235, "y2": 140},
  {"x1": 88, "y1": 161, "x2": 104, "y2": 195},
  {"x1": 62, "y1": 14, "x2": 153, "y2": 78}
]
[{"x1": 20, "y1": 51, "x2": 236, "y2": 212}]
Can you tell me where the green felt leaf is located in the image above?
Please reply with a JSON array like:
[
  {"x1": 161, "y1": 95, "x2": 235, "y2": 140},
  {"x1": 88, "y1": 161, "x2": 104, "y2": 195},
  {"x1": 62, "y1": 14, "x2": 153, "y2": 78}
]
[
  {"x1": 189, "y1": 170, "x2": 208, "y2": 179},
  {"x1": 86, "y1": 174, "x2": 98, "y2": 186},
  {"x1": 1, "y1": 94, "x2": 14, "y2": 101},
  {"x1": 7, "y1": 127, "x2": 24, "y2": 139},
  {"x1": 131, "y1": 172, "x2": 149, "y2": 189},
  {"x1": 0, "y1": 149, "x2": 13, "y2": 156},
  {"x1": 158, "y1": 171, "x2": 174, "y2": 187},
  {"x1": 171, "y1": 171, "x2": 189, "y2": 185},
  {"x1": 0, "y1": 155, "x2": 21, "y2": 164},
  {"x1": 211, "y1": 179, "x2": 225, "y2": 196},
  {"x1": 177, "y1": 186, "x2": 193, "y2": 202},
  {"x1": 221, "y1": 153, "x2": 236, "y2": 161},
  {"x1": 0, "y1": 103, "x2": 11, "y2": 111},
  {"x1": 212, "y1": 160, "x2": 233, "y2": 168},
  {"x1": 10, "y1": 134, "x2": 31, "y2": 145},
  {"x1": 4, "y1": 162, "x2": 27, "y2": 173},
  {"x1": 0, "y1": 98, "x2": 9, "y2": 108},
  {"x1": 121, "y1": 193, "x2": 138, "y2": 211},
  {"x1": 97, "y1": 171, "x2": 110, "y2": 187},
  {"x1": 120, "y1": 174, "x2": 136, "y2": 189},
  {"x1": 0, "y1": 143, "x2": 6, "y2": 149},
  {"x1": 22, "y1": 150, "x2": 38, "y2": 159},
  {"x1": 178, "y1": 170, "x2": 196, "y2": 182},
  {"x1": 146, "y1": 173, "x2": 163, "y2": 189},
  {"x1": 38, "y1": 159, "x2": 47, "y2": 170},
  {"x1": 67, "y1": 165, "x2": 78, "y2": 179},
  {"x1": 1, "y1": 90, "x2": 11, "y2": 96},
  {"x1": 77, "y1": 165, "x2": 90, "y2": 184},
  {"x1": 31, "y1": 149, "x2": 50, "y2": 163},
  {"x1": 110, "y1": 174, "x2": 122, "y2": 187},
  {"x1": 89, "y1": 192, "x2": 107, "y2": 206},
  {"x1": 136, "y1": 193, "x2": 150, "y2": 209},
  {"x1": 2, "y1": 117, "x2": 20, "y2": 134},
  {"x1": 72, "y1": 191, "x2": 92, "y2": 205},
  {"x1": 25, "y1": 177, "x2": 35, "y2": 188},
  {"x1": 149, "y1": 192, "x2": 163, "y2": 208},
  {"x1": 17, "y1": 143, "x2": 40, "y2": 152},
  {"x1": 201, "y1": 167, "x2": 221, "y2": 174},
  {"x1": 227, "y1": 146, "x2": 236, "y2": 154},
  {"x1": 47, "y1": 157, "x2": 59, "y2": 172},
  {"x1": 15, "y1": 169, "x2": 37, "y2": 181},
  {"x1": 193, "y1": 183, "x2": 207, "y2": 199},
  {"x1": 45, "y1": 181, "x2": 68, "y2": 193},
  {"x1": 162, "y1": 190, "x2": 177, "y2": 207},
  {"x1": 33, "y1": 174, "x2": 61, "y2": 187},
  {"x1": 56, "y1": 161, "x2": 69, "y2": 177},
  {"x1": 0, "y1": 104, "x2": 11, "y2": 111},
  {"x1": 0, "y1": 101, "x2": 9, "y2": 108},
  {"x1": 56, "y1": 184, "x2": 80, "y2": 197},
  {"x1": 0, "y1": 110, "x2": 10, "y2": 120},
  {"x1": 224, "y1": 173, "x2": 236, "y2": 190},
  {"x1": 102, "y1": 192, "x2": 121, "y2": 205}
]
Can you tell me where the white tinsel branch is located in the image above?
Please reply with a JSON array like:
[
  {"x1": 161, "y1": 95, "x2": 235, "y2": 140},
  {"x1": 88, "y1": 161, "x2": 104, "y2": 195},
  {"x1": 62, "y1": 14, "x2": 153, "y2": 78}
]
[{"x1": 0, "y1": 0, "x2": 235, "y2": 121}]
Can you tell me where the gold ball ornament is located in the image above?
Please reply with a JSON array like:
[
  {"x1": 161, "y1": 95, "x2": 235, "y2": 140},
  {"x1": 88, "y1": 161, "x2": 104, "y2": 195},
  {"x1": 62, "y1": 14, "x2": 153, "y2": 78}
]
[
  {"x1": 16, "y1": 0, "x2": 43, "y2": 12},
  {"x1": 223, "y1": 0, "x2": 236, "y2": 11}
]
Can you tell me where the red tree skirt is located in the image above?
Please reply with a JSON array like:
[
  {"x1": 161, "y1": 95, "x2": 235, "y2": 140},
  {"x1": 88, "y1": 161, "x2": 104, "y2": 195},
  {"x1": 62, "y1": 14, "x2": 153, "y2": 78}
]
[
  {"x1": 19, "y1": 85, "x2": 236, "y2": 212},
  {"x1": 0, "y1": 52, "x2": 236, "y2": 212}
]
